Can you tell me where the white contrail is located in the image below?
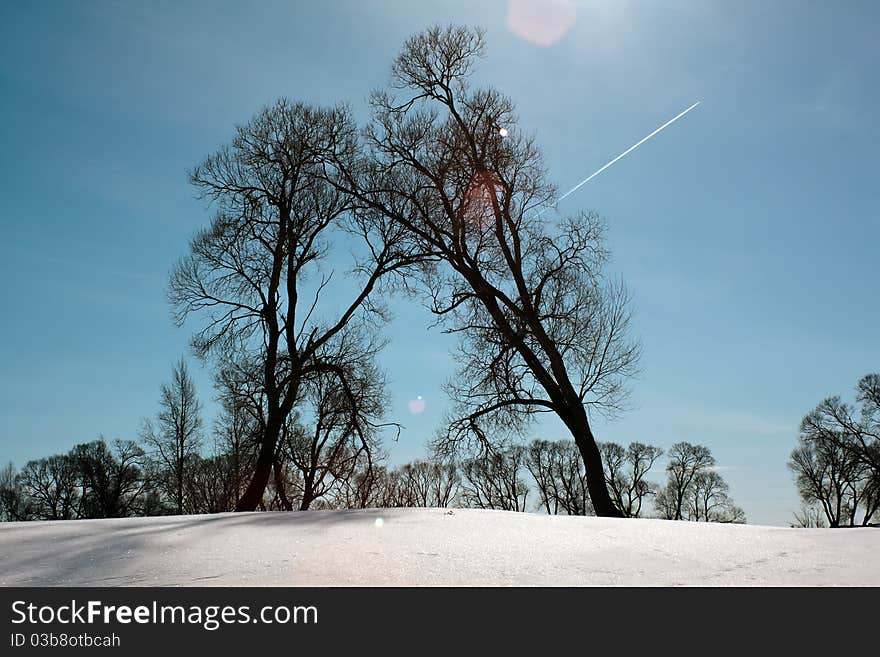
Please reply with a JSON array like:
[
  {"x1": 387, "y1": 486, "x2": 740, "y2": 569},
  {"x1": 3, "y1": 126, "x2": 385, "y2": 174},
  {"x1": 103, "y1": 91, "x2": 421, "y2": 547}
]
[{"x1": 553, "y1": 100, "x2": 701, "y2": 206}]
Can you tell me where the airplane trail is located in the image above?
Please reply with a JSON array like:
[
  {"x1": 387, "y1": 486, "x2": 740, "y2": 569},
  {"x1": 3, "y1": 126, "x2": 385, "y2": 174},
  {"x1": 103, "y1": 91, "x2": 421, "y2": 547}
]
[{"x1": 553, "y1": 101, "x2": 701, "y2": 206}]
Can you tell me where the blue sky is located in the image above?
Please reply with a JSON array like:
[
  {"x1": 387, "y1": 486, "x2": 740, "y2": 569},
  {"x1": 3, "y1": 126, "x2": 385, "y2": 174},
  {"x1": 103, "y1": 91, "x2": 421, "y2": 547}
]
[{"x1": 1, "y1": 1, "x2": 877, "y2": 526}]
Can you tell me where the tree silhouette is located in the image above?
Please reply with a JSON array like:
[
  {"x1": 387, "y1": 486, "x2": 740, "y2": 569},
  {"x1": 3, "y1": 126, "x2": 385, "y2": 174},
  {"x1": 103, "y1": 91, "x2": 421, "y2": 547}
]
[
  {"x1": 319, "y1": 25, "x2": 640, "y2": 516},
  {"x1": 170, "y1": 100, "x2": 421, "y2": 510},
  {"x1": 141, "y1": 358, "x2": 203, "y2": 514}
]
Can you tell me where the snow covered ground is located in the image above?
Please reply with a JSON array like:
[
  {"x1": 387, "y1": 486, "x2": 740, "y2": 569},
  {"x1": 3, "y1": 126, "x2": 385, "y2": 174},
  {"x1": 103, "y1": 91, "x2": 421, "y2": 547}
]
[{"x1": 1, "y1": 508, "x2": 877, "y2": 586}]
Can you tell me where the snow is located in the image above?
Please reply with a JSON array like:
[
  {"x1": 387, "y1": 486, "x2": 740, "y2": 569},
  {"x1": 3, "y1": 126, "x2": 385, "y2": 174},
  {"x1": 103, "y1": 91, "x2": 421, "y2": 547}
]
[{"x1": 1, "y1": 508, "x2": 877, "y2": 586}]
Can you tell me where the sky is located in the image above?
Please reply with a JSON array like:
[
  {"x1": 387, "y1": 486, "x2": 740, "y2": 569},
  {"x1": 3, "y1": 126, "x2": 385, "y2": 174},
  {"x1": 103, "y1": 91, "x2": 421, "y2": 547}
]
[{"x1": 1, "y1": 0, "x2": 877, "y2": 527}]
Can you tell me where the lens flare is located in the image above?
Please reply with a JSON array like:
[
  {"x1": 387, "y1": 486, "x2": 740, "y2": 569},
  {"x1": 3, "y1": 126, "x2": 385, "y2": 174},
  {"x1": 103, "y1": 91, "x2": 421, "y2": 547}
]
[
  {"x1": 457, "y1": 169, "x2": 503, "y2": 233},
  {"x1": 408, "y1": 396, "x2": 426, "y2": 414},
  {"x1": 507, "y1": 0, "x2": 577, "y2": 47}
]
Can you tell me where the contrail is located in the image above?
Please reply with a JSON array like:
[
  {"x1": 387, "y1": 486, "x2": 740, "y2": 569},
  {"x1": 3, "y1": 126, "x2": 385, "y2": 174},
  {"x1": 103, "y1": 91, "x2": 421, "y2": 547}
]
[{"x1": 553, "y1": 101, "x2": 701, "y2": 206}]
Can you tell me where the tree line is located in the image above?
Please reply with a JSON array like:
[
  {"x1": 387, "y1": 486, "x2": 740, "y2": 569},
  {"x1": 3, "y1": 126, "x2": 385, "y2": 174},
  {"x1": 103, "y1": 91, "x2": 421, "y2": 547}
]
[
  {"x1": 0, "y1": 355, "x2": 744, "y2": 522},
  {"x1": 6, "y1": 363, "x2": 874, "y2": 528}
]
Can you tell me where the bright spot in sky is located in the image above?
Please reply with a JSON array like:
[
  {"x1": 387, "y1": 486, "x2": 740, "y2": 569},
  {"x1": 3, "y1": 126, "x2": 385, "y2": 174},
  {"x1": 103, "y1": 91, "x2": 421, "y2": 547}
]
[
  {"x1": 507, "y1": 0, "x2": 577, "y2": 47},
  {"x1": 408, "y1": 396, "x2": 426, "y2": 414},
  {"x1": 498, "y1": 127, "x2": 509, "y2": 137},
  {"x1": 374, "y1": 517, "x2": 384, "y2": 528}
]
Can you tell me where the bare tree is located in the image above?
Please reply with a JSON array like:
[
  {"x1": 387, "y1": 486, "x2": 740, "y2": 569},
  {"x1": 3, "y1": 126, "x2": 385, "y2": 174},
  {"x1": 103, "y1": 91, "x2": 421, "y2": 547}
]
[
  {"x1": 600, "y1": 441, "x2": 662, "y2": 518},
  {"x1": 789, "y1": 426, "x2": 878, "y2": 527},
  {"x1": 16, "y1": 455, "x2": 81, "y2": 520},
  {"x1": 791, "y1": 505, "x2": 827, "y2": 528},
  {"x1": 319, "y1": 25, "x2": 640, "y2": 516},
  {"x1": 525, "y1": 439, "x2": 592, "y2": 515},
  {"x1": 526, "y1": 440, "x2": 563, "y2": 515},
  {"x1": 807, "y1": 374, "x2": 880, "y2": 475},
  {"x1": 170, "y1": 99, "x2": 420, "y2": 511},
  {"x1": 654, "y1": 443, "x2": 744, "y2": 523},
  {"x1": 460, "y1": 445, "x2": 530, "y2": 511},
  {"x1": 376, "y1": 459, "x2": 461, "y2": 508},
  {"x1": 184, "y1": 454, "x2": 242, "y2": 514},
  {"x1": 0, "y1": 462, "x2": 31, "y2": 521},
  {"x1": 71, "y1": 438, "x2": 149, "y2": 518},
  {"x1": 212, "y1": 361, "x2": 268, "y2": 508},
  {"x1": 141, "y1": 358, "x2": 203, "y2": 514},
  {"x1": 655, "y1": 442, "x2": 715, "y2": 521},
  {"x1": 279, "y1": 340, "x2": 387, "y2": 510},
  {"x1": 791, "y1": 373, "x2": 880, "y2": 527},
  {"x1": 419, "y1": 459, "x2": 460, "y2": 507},
  {"x1": 326, "y1": 452, "x2": 390, "y2": 509},
  {"x1": 687, "y1": 470, "x2": 745, "y2": 523}
]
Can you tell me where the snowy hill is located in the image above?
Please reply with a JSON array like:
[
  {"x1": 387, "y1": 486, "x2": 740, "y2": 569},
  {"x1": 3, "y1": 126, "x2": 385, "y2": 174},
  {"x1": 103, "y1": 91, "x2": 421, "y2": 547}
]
[{"x1": 1, "y1": 508, "x2": 876, "y2": 586}]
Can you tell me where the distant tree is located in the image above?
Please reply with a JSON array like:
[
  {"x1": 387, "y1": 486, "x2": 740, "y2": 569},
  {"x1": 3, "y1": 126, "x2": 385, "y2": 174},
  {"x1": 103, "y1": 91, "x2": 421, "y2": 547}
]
[
  {"x1": 791, "y1": 505, "x2": 827, "y2": 528},
  {"x1": 376, "y1": 459, "x2": 461, "y2": 508},
  {"x1": 526, "y1": 440, "x2": 564, "y2": 515},
  {"x1": 525, "y1": 439, "x2": 591, "y2": 515},
  {"x1": 327, "y1": 453, "x2": 389, "y2": 509},
  {"x1": 460, "y1": 445, "x2": 530, "y2": 512},
  {"x1": 185, "y1": 454, "x2": 242, "y2": 514},
  {"x1": 418, "y1": 459, "x2": 460, "y2": 507},
  {"x1": 16, "y1": 454, "x2": 80, "y2": 520},
  {"x1": 170, "y1": 99, "x2": 419, "y2": 511},
  {"x1": 281, "y1": 359, "x2": 387, "y2": 511},
  {"x1": 70, "y1": 438, "x2": 148, "y2": 518},
  {"x1": 654, "y1": 442, "x2": 744, "y2": 523},
  {"x1": 0, "y1": 462, "x2": 31, "y2": 521},
  {"x1": 141, "y1": 358, "x2": 203, "y2": 514},
  {"x1": 212, "y1": 364, "x2": 263, "y2": 509},
  {"x1": 600, "y1": 441, "x2": 663, "y2": 518},
  {"x1": 655, "y1": 442, "x2": 715, "y2": 520},
  {"x1": 686, "y1": 470, "x2": 745, "y2": 523},
  {"x1": 320, "y1": 25, "x2": 640, "y2": 517}
]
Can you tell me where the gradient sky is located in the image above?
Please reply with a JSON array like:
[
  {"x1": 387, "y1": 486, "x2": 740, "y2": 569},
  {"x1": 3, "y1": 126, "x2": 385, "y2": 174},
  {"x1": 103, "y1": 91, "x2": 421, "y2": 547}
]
[{"x1": 1, "y1": 1, "x2": 877, "y2": 526}]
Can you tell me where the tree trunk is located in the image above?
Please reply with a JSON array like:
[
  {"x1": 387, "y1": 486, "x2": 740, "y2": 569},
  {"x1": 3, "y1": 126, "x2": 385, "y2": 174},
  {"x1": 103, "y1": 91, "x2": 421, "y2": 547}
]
[
  {"x1": 564, "y1": 407, "x2": 624, "y2": 518},
  {"x1": 177, "y1": 463, "x2": 184, "y2": 515},
  {"x1": 235, "y1": 423, "x2": 279, "y2": 511},
  {"x1": 273, "y1": 459, "x2": 293, "y2": 511},
  {"x1": 299, "y1": 471, "x2": 315, "y2": 511}
]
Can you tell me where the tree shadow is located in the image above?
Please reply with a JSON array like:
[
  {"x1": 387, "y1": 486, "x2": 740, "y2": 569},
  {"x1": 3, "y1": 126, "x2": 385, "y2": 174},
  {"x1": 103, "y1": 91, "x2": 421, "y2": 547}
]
[{"x1": 0, "y1": 509, "x2": 392, "y2": 586}]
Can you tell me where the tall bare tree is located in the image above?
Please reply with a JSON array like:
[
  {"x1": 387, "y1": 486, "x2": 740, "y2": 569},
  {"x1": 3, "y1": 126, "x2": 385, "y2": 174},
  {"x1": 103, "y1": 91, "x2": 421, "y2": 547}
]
[
  {"x1": 170, "y1": 100, "x2": 420, "y2": 511},
  {"x1": 319, "y1": 25, "x2": 640, "y2": 516},
  {"x1": 141, "y1": 358, "x2": 203, "y2": 514}
]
